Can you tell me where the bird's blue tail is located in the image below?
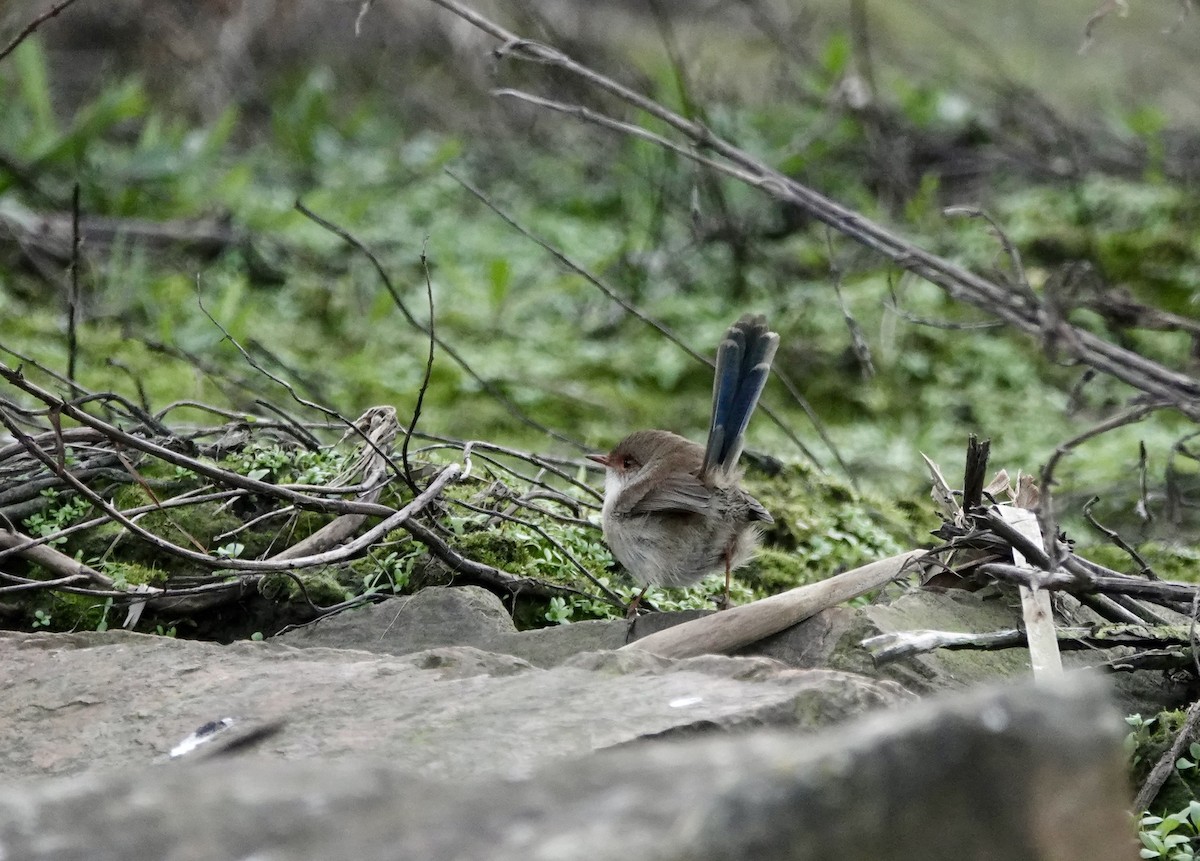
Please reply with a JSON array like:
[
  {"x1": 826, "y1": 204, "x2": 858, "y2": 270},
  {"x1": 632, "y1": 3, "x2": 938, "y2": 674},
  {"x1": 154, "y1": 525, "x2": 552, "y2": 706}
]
[{"x1": 702, "y1": 314, "x2": 779, "y2": 475}]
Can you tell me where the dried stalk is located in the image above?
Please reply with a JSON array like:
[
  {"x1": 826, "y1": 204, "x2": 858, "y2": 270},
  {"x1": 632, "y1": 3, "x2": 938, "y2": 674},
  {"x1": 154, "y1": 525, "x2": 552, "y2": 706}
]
[
  {"x1": 623, "y1": 550, "x2": 925, "y2": 659},
  {"x1": 864, "y1": 623, "x2": 1192, "y2": 665}
]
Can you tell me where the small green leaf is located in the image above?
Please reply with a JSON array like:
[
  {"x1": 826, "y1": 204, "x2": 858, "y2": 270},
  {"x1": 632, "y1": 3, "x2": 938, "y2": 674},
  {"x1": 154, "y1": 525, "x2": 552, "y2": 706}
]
[
  {"x1": 1141, "y1": 830, "x2": 1165, "y2": 851},
  {"x1": 488, "y1": 257, "x2": 511, "y2": 309},
  {"x1": 1187, "y1": 800, "x2": 1200, "y2": 828},
  {"x1": 14, "y1": 38, "x2": 56, "y2": 141}
]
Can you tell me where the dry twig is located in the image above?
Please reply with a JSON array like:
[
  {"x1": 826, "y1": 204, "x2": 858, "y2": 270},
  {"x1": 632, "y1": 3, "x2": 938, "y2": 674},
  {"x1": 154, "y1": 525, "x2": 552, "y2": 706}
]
[{"x1": 0, "y1": 0, "x2": 87, "y2": 63}]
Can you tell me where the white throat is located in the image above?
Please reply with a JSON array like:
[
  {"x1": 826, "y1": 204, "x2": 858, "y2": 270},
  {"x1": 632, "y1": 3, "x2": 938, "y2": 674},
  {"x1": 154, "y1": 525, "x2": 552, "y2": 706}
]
[{"x1": 601, "y1": 468, "x2": 631, "y2": 520}]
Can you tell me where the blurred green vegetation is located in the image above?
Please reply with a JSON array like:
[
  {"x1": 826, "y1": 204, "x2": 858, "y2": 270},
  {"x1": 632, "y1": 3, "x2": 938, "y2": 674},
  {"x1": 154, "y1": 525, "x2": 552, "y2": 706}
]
[{"x1": 1, "y1": 5, "x2": 1198, "y2": 598}]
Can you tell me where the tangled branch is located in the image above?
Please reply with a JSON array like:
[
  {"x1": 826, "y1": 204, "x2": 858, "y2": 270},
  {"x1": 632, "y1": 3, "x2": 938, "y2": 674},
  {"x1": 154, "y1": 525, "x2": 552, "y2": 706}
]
[{"x1": 0, "y1": 358, "x2": 615, "y2": 626}]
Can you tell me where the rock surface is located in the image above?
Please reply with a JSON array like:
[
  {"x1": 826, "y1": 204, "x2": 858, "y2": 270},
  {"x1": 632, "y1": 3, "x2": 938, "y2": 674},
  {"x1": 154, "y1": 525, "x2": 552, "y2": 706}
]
[
  {"x1": 0, "y1": 673, "x2": 1131, "y2": 861},
  {"x1": 277, "y1": 584, "x2": 706, "y2": 665},
  {"x1": 828, "y1": 586, "x2": 1191, "y2": 714},
  {"x1": 0, "y1": 627, "x2": 904, "y2": 781},
  {"x1": 279, "y1": 584, "x2": 1191, "y2": 716}
]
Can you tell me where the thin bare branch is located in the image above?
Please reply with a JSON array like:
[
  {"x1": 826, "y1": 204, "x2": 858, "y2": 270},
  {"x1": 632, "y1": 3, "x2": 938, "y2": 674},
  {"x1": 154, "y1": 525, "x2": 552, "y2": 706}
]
[
  {"x1": 400, "y1": 241, "x2": 437, "y2": 495},
  {"x1": 0, "y1": 0, "x2": 87, "y2": 63},
  {"x1": 1039, "y1": 403, "x2": 1163, "y2": 567},
  {"x1": 1081, "y1": 496, "x2": 1155, "y2": 578},
  {"x1": 425, "y1": 0, "x2": 1200, "y2": 418}
]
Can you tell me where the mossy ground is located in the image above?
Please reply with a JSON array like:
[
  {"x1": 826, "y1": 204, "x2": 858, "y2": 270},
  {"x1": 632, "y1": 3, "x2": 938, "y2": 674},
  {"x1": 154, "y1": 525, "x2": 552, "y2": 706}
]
[{"x1": 1129, "y1": 711, "x2": 1200, "y2": 816}]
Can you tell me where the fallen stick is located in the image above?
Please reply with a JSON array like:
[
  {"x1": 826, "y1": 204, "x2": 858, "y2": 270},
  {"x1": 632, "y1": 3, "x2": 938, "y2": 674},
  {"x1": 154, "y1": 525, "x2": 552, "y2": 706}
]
[
  {"x1": 0, "y1": 527, "x2": 118, "y2": 590},
  {"x1": 862, "y1": 623, "x2": 1191, "y2": 664},
  {"x1": 622, "y1": 550, "x2": 925, "y2": 659}
]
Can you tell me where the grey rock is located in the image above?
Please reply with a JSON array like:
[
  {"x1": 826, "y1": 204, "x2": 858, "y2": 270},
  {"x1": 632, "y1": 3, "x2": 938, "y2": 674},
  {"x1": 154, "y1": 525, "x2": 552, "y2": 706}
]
[
  {"x1": 280, "y1": 584, "x2": 518, "y2": 651},
  {"x1": 748, "y1": 587, "x2": 1032, "y2": 684},
  {"x1": 282, "y1": 584, "x2": 1187, "y2": 717},
  {"x1": 749, "y1": 585, "x2": 1191, "y2": 714},
  {"x1": 0, "y1": 629, "x2": 902, "y2": 781},
  {"x1": 278, "y1": 585, "x2": 709, "y2": 666},
  {"x1": 0, "y1": 673, "x2": 1130, "y2": 861},
  {"x1": 738, "y1": 604, "x2": 859, "y2": 667}
]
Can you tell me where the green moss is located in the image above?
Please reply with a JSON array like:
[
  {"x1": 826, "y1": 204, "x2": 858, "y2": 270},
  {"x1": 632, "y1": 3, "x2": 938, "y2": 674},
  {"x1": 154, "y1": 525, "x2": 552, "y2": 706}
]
[
  {"x1": 454, "y1": 529, "x2": 539, "y2": 571},
  {"x1": 1128, "y1": 711, "x2": 1200, "y2": 816},
  {"x1": 739, "y1": 462, "x2": 930, "y2": 593},
  {"x1": 38, "y1": 589, "x2": 108, "y2": 632},
  {"x1": 752, "y1": 547, "x2": 822, "y2": 592},
  {"x1": 259, "y1": 568, "x2": 352, "y2": 605},
  {"x1": 108, "y1": 561, "x2": 168, "y2": 587},
  {"x1": 111, "y1": 482, "x2": 155, "y2": 512}
]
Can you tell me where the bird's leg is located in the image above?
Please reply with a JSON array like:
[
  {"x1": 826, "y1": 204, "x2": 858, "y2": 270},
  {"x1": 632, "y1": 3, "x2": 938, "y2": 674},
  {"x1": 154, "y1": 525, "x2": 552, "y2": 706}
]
[
  {"x1": 625, "y1": 585, "x2": 649, "y2": 620},
  {"x1": 717, "y1": 548, "x2": 732, "y2": 611},
  {"x1": 623, "y1": 585, "x2": 650, "y2": 645}
]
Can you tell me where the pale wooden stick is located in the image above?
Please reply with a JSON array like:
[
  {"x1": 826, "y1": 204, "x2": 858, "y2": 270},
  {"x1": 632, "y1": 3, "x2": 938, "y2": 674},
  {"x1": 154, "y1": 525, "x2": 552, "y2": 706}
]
[
  {"x1": 995, "y1": 505, "x2": 1064, "y2": 680},
  {"x1": 621, "y1": 550, "x2": 925, "y2": 659}
]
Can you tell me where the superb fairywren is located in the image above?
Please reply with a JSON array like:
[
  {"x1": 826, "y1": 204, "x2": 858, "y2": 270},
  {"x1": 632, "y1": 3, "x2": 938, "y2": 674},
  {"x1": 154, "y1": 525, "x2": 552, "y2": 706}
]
[{"x1": 589, "y1": 314, "x2": 778, "y2": 611}]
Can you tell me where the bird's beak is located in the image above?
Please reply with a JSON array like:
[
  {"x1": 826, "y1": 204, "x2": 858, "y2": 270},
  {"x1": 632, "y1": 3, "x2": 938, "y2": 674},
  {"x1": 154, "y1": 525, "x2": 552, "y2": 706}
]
[{"x1": 586, "y1": 453, "x2": 610, "y2": 467}]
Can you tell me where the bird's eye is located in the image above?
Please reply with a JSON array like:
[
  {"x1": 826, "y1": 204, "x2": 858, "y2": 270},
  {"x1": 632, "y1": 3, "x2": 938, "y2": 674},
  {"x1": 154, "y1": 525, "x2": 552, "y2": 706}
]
[{"x1": 621, "y1": 455, "x2": 638, "y2": 470}]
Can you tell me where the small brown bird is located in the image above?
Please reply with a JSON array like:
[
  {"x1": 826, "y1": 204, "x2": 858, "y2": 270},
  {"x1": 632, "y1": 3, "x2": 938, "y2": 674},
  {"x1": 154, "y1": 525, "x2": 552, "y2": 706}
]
[{"x1": 589, "y1": 314, "x2": 778, "y2": 611}]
